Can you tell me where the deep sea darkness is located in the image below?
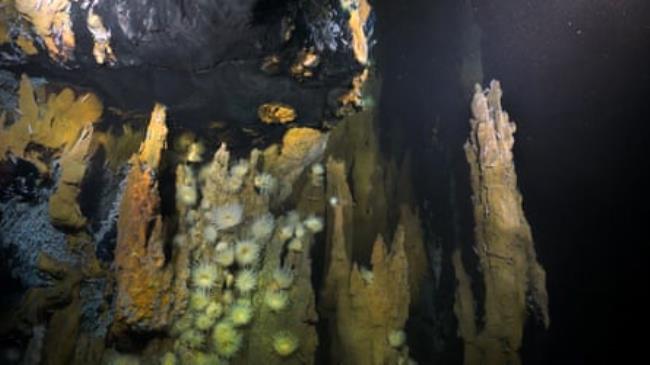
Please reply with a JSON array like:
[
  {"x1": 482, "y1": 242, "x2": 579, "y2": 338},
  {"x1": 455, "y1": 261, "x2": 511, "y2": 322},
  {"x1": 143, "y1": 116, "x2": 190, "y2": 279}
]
[{"x1": 376, "y1": 0, "x2": 650, "y2": 363}]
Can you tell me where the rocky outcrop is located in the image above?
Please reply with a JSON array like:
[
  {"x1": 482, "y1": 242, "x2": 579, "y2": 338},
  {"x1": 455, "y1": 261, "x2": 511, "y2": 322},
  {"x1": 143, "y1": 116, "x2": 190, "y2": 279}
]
[
  {"x1": 112, "y1": 104, "x2": 175, "y2": 333},
  {"x1": 454, "y1": 81, "x2": 549, "y2": 365},
  {"x1": 321, "y1": 158, "x2": 413, "y2": 365}
]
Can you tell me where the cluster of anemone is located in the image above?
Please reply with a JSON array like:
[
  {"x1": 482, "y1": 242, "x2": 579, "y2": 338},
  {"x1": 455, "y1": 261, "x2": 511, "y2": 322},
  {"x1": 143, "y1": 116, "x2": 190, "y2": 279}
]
[
  {"x1": 203, "y1": 225, "x2": 218, "y2": 244},
  {"x1": 249, "y1": 213, "x2": 275, "y2": 242},
  {"x1": 179, "y1": 329, "x2": 205, "y2": 348},
  {"x1": 215, "y1": 242, "x2": 235, "y2": 267},
  {"x1": 278, "y1": 211, "x2": 323, "y2": 245},
  {"x1": 212, "y1": 321, "x2": 242, "y2": 358},
  {"x1": 189, "y1": 290, "x2": 211, "y2": 311},
  {"x1": 287, "y1": 237, "x2": 303, "y2": 252},
  {"x1": 191, "y1": 262, "x2": 219, "y2": 291},
  {"x1": 310, "y1": 163, "x2": 325, "y2": 186},
  {"x1": 235, "y1": 239, "x2": 260, "y2": 266},
  {"x1": 177, "y1": 184, "x2": 198, "y2": 207},
  {"x1": 360, "y1": 266, "x2": 375, "y2": 285},
  {"x1": 208, "y1": 203, "x2": 244, "y2": 231},
  {"x1": 195, "y1": 313, "x2": 215, "y2": 331},
  {"x1": 253, "y1": 172, "x2": 278, "y2": 196},
  {"x1": 272, "y1": 331, "x2": 299, "y2": 357},
  {"x1": 234, "y1": 269, "x2": 257, "y2": 293},
  {"x1": 264, "y1": 289, "x2": 289, "y2": 312},
  {"x1": 205, "y1": 302, "x2": 223, "y2": 319},
  {"x1": 229, "y1": 300, "x2": 254, "y2": 326},
  {"x1": 388, "y1": 329, "x2": 407, "y2": 348},
  {"x1": 303, "y1": 214, "x2": 324, "y2": 233}
]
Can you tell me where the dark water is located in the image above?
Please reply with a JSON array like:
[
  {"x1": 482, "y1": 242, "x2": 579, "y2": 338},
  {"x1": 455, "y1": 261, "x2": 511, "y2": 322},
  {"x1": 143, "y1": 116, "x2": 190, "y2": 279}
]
[{"x1": 376, "y1": 0, "x2": 650, "y2": 363}]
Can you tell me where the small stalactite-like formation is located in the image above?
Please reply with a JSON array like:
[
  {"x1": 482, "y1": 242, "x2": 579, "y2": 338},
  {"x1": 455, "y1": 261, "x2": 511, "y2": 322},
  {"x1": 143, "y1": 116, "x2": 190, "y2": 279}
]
[
  {"x1": 454, "y1": 80, "x2": 550, "y2": 365},
  {"x1": 321, "y1": 158, "x2": 412, "y2": 365},
  {"x1": 112, "y1": 104, "x2": 175, "y2": 334},
  {"x1": 48, "y1": 124, "x2": 95, "y2": 229}
]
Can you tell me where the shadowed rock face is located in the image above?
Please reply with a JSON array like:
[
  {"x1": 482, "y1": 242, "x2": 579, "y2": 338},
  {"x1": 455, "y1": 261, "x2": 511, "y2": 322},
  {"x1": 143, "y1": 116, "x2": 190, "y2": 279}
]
[{"x1": 2, "y1": 0, "x2": 371, "y2": 129}]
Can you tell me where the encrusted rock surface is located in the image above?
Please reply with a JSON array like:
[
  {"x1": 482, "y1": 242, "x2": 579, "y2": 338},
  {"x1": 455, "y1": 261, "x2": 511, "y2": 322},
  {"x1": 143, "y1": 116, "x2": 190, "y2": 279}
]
[
  {"x1": 454, "y1": 80, "x2": 550, "y2": 365},
  {"x1": 321, "y1": 158, "x2": 412, "y2": 365},
  {"x1": 112, "y1": 104, "x2": 175, "y2": 333}
]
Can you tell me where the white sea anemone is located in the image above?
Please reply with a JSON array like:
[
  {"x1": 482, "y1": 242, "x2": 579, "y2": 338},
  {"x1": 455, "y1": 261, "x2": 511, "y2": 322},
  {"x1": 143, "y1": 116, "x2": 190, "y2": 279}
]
[
  {"x1": 254, "y1": 172, "x2": 277, "y2": 196},
  {"x1": 388, "y1": 329, "x2": 406, "y2": 348},
  {"x1": 360, "y1": 266, "x2": 374, "y2": 285},
  {"x1": 272, "y1": 331, "x2": 299, "y2": 357},
  {"x1": 195, "y1": 313, "x2": 215, "y2": 331},
  {"x1": 173, "y1": 234, "x2": 187, "y2": 247},
  {"x1": 303, "y1": 214, "x2": 323, "y2": 233},
  {"x1": 203, "y1": 225, "x2": 218, "y2": 244},
  {"x1": 279, "y1": 224, "x2": 294, "y2": 240},
  {"x1": 177, "y1": 185, "x2": 198, "y2": 206},
  {"x1": 215, "y1": 241, "x2": 235, "y2": 267},
  {"x1": 310, "y1": 163, "x2": 325, "y2": 186},
  {"x1": 189, "y1": 290, "x2": 211, "y2": 312},
  {"x1": 229, "y1": 300, "x2": 253, "y2": 326},
  {"x1": 287, "y1": 238, "x2": 303, "y2": 252},
  {"x1": 272, "y1": 267, "x2": 295, "y2": 289},
  {"x1": 250, "y1": 213, "x2": 275, "y2": 242},
  {"x1": 210, "y1": 203, "x2": 244, "y2": 231},
  {"x1": 294, "y1": 223, "x2": 306, "y2": 238},
  {"x1": 179, "y1": 329, "x2": 204, "y2": 348},
  {"x1": 235, "y1": 269, "x2": 257, "y2": 293},
  {"x1": 235, "y1": 240, "x2": 260, "y2": 266},
  {"x1": 192, "y1": 263, "x2": 219, "y2": 291},
  {"x1": 205, "y1": 301, "x2": 223, "y2": 319},
  {"x1": 310, "y1": 163, "x2": 324, "y2": 176},
  {"x1": 264, "y1": 290, "x2": 289, "y2": 312},
  {"x1": 230, "y1": 159, "x2": 249, "y2": 178},
  {"x1": 212, "y1": 321, "x2": 242, "y2": 358}
]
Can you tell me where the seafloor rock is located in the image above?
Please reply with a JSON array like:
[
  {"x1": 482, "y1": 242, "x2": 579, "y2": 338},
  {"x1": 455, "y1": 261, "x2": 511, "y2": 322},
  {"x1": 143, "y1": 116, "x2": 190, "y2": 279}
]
[
  {"x1": 0, "y1": 253, "x2": 82, "y2": 348},
  {"x1": 112, "y1": 104, "x2": 175, "y2": 333},
  {"x1": 454, "y1": 81, "x2": 550, "y2": 365},
  {"x1": 321, "y1": 158, "x2": 412, "y2": 365}
]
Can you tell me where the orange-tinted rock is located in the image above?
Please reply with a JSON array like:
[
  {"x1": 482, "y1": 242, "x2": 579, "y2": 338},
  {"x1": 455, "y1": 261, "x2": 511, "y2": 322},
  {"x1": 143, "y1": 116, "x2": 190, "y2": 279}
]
[
  {"x1": 112, "y1": 103, "x2": 174, "y2": 333},
  {"x1": 321, "y1": 157, "x2": 411, "y2": 365}
]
